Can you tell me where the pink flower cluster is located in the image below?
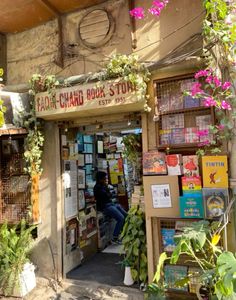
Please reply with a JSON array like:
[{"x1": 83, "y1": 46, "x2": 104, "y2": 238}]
[
  {"x1": 130, "y1": 1, "x2": 169, "y2": 19},
  {"x1": 197, "y1": 129, "x2": 209, "y2": 137},
  {"x1": 149, "y1": 0, "x2": 169, "y2": 16},
  {"x1": 129, "y1": 7, "x2": 145, "y2": 19},
  {"x1": 190, "y1": 69, "x2": 232, "y2": 111}
]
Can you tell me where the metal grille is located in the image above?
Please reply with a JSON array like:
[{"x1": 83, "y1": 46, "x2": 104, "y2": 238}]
[
  {"x1": 0, "y1": 138, "x2": 31, "y2": 224},
  {"x1": 155, "y1": 76, "x2": 212, "y2": 146}
]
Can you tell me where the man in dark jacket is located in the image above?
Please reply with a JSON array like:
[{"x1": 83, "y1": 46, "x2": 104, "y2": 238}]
[{"x1": 94, "y1": 171, "x2": 127, "y2": 243}]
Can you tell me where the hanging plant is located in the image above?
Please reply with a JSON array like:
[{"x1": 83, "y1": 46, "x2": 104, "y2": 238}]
[
  {"x1": 121, "y1": 133, "x2": 142, "y2": 163},
  {"x1": 101, "y1": 54, "x2": 151, "y2": 112}
]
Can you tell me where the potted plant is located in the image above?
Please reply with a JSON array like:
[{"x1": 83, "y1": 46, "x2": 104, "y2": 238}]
[
  {"x1": 0, "y1": 220, "x2": 36, "y2": 297},
  {"x1": 120, "y1": 205, "x2": 147, "y2": 284}
]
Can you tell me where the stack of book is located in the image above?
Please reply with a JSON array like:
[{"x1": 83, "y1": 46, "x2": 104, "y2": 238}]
[{"x1": 130, "y1": 185, "x2": 144, "y2": 211}]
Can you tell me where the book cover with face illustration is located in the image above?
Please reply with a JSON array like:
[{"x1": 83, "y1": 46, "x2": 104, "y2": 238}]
[
  {"x1": 202, "y1": 188, "x2": 228, "y2": 218},
  {"x1": 202, "y1": 156, "x2": 228, "y2": 188}
]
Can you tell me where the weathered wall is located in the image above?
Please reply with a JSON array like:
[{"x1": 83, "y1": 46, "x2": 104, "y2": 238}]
[
  {"x1": 133, "y1": 0, "x2": 203, "y2": 62},
  {"x1": 30, "y1": 122, "x2": 62, "y2": 279},
  {"x1": 7, "y1": 0, "x2": 132, "y2": 85}
]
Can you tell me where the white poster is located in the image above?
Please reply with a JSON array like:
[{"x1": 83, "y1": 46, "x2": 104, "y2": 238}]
[
  {"x1": 151, "y1": 184, "x2": 172, "y2": 208},
  {"x1": 64, "y1": 160, "x2": 78, "y2": 219}
]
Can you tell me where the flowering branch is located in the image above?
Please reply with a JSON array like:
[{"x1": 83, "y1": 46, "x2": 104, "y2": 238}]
[{"x1": 130, "y1": 0, "x2": 169, "y2": 19}]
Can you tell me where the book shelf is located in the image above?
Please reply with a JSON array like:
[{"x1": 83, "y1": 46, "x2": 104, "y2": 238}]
[
  {"x1": 157, "y1": 217, "x2": 202, "y2": 300},
  {"x1": 154, "y1": 74, "x2": 215, "y2": 150}
]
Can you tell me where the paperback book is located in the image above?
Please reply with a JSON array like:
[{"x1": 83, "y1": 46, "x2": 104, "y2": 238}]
[
  {"x1": 164, "y1": 265, "x2": 188, "y2": 291},
  {"x1": 182, "y1": 176, "x2": 202, "y2": 192},
  {"x1": 183, "y1": 155, "x2": 199, "y2": 177},
  {"x1": 166, "y1": 154, "x2": 183, "y2": 175},
  {"x1": 143, "y1": 151, "x2": 167, "y2": 175},
  {"x1": 202, "y1": 188, "x2": 228, "y2": 218},
  {"x1": 179, "y1": 194, "x2": 204, "y2": 218},
  {"x1": 161, "y1": 228, "x2": 176, "y2": 252}
]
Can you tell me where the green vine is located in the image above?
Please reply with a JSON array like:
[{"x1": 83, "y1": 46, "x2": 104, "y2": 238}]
[
  {"x1": 101, "y1": 54, "x2": 151, "y2": 112},
  {"x1": 120, "y1": 205, "x2": 147, "y2": 283},
  {"x1": 0, "y1": 68, "x2": 6, "y2": 127}
]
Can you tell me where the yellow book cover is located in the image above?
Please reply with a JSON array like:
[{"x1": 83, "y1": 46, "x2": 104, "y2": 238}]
[{"x1": 202, "y1": 156, "x2": 228, "y2": 188}]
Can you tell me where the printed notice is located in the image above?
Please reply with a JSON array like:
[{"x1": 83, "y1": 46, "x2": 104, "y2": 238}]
[{"x1": 151, "y1": 184, "x2": 172, "y2": 208}]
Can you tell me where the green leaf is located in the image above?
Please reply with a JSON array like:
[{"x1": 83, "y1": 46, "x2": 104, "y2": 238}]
[{"x1": 153, "y1": 252, "x2": 168, "y2": 283}]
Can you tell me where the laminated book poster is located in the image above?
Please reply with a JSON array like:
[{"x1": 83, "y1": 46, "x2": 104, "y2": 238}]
[
  {"x1": 202, "y1": 188, "x2": 228, "y2": 218},
  {"x1": 143, "y1": 151, "x2": 167, "y2": 175},
  {"x1": 183, "y1": 155, "x2": 199, "y2": 177},
  {"x1": 202, "y1": 156, "x2": 228, "y2": 188}
]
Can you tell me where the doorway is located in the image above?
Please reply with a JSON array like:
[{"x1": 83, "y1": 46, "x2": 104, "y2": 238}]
[{"x1": 60, "y1": 117, "x2": 142, "y2": 286}]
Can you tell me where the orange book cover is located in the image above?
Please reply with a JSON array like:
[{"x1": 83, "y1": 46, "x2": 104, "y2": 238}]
[
  {"x1": 202, "y1": 156, "x2": 228, "y2": 188},
  {"x1": 143, "y1": 151, "x2": 167, "y2": 175}
]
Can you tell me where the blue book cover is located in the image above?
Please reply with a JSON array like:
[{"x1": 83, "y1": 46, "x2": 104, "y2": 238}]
[
  {"x1": 180, "y1": 194, "x2": 204, "y2": 218},
  {"x1": 164, "y1": 265, "x2": 188, "y2": 291},
  {"x1": 161, "y1": 229, "x2": 176, "y2": 252},
  {"x1": 184, "y1": 95, "x2": 199, "y2": 108}
]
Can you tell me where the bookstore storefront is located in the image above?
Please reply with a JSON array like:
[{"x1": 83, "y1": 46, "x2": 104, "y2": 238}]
[{"x1": 35, "y1": 78, "x2": 145, "y2": 276}]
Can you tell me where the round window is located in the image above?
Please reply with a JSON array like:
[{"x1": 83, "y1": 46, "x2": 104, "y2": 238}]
[{"x1": 78, "y1": 9, "x2": 115, "y2": 49}]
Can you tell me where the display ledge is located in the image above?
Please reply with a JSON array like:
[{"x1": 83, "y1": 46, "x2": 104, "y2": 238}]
[
  {"x1": 157, "y1": 143, "x2": 200, "y2": 150},
  {"x1": 166, "y1": 290, "x2": 198, "y2": 300},
  {"x1": 159, "y1": 106, "x2": 210, "y2": 116}
]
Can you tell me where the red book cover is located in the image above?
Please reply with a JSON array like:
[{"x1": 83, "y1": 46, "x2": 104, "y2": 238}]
[
  {"x1": 166, "y1": 154, "x2": 183, "y2": 175},
  {"x1": 183, "y1": 155, "x2": 199, "y2": 177}
]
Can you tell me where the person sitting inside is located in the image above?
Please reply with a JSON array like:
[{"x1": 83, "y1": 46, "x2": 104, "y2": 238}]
[{"x1": 94, "y1": 171, "x2": 127, "y2": 244}]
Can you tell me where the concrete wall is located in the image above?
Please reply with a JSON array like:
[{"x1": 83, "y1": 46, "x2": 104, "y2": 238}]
[
  {"x1": 30, "y1": 122, "x2": 62, "y2": 280},
  {"x1": 132, "y1": 0, "x2": 203, "y2": 62},
  {"x1": 6, "y1": 0, "x2": 132, "y2": 85}
]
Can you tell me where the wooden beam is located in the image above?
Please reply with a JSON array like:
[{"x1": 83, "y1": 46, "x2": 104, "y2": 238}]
[{"x1": 37, "y1": 0, "x2": 61, "y2": 16}]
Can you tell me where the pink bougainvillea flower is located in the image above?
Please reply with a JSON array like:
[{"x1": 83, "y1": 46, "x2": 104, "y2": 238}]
[
  {"x1": 221, "y1": 100, "x2": 231, "y2": 110},
  {"x1": 198, "y1": 140, "x2": 210, "y2": 147},
  {"x1": 217, "y1": 124, "x2": 225, "y2": 130},
  {"x1": 153, "y1": 0, "x2": 165, "y2": 9},
  {"x1": 213, "y1": 76, "x2": 222, "y2": 87},
  {"x1": 194, "y1": 69, "x2": 209, "y2": 79},
  {"x1": 222, "y1": 81, "x2": 231, "y2": 90},
  {"x1": 203, "y1": 97, "x2": 217, "y2": 107},
  {"x1": 197, "y1": 129, "x2": 209, "y2": 137},
  {"x1": 149, "y1": 7, "x2": 162, "y2": 16},
  {"x1": 191, "y1": 82, "x2": 203, "y2": 96},
  {"x1": 205, "y1": 75, "x2": 213, "y2": 84},
  {"x1": 129, "y1": 7, "x2": 145, "y2": 19}
]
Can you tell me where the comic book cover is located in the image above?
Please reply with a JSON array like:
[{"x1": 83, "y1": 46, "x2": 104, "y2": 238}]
[
  {"x1": 202, "y1": 188, "x2": 228, "y2": 218},
  {"x1": 202, "y1": 156, "x2": 228, "y2": 188},
  {"x1": 183, "y1": 155, "x2": 199, "y2": 177}
]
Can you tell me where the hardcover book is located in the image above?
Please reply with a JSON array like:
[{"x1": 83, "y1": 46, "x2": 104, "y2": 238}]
[
  {"x1": 159, "y1": 129, "x2": 171, "y2": 145},
  {"x1": 170, "y1": 128, "x2": 185, "y2": 144},
  {"x1": 161, "y1": 228, "x2": 176, "y2": 252},
  {"x1": 169, "y1": 93, "x2": 184, "y2": 110},
  {"x1": 166, "y1": 154, "x2": 183, "y2": 175},
  {"x1": 162, "y1": 114, "x2": 184, "y2": 129},
  {"x1": 183, "y1": 155, "x2": 199, "y2": 177},
  {"x1": 182, "y1": 176, "x2": 202, "y2": 192},
  {"x1": 164, "y1": 265, "x2": 188, "y2": 291},
  {"x1": 184, "y1": 127, "x2": 199, "y2": 143},
  {"x1": 202, "y1": 156, "x2": 228, "y2": 188},
  {"x1": 158, "y1": 96, "x2": 170, "y2": 113},
  {"x1": 202, "y1": 188, "x2": 228, "y2": 218},
  {"x1": 143, "y1": 151, "x2": 167, "y2": 175},
  {"x1": 179, "y1": 194, "x2": 204, "y2": 218},
  {"x1": 196, "y1": 115, "x2": 211, "y2": 129},
  {"x1": 184, "y1": 95, "x2": 199, "y2": 108}
]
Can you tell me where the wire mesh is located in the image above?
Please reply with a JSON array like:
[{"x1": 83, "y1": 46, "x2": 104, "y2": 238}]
[{"x1": 0, "y1": 138, "x2": 31, "y2": 224}]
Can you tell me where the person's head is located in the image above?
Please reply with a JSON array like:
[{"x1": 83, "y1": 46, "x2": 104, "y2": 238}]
[{"x1": 96, "y1": 171, "x2": 107, "y2": 185}]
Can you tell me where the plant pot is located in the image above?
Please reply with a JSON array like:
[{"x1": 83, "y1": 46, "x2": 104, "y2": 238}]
[
  {"x1": 12, "y1": 262, "x2": 36, "y2": 297},
  {"x1": 123, "y1": 266, "x2": 134, "y2": 286}
]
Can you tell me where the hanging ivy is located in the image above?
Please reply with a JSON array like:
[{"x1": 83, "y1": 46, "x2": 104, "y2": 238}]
[{"x1": 101, "y1": 54, "x2": 151, "y2": 112}]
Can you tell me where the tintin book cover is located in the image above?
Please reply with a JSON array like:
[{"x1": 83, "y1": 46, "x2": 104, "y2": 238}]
[{"x1": 202, "y1": 156, "x2": 228, "y2": 188}]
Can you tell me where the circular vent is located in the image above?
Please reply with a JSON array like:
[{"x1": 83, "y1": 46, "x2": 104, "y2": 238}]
[{"x1": 78, "y1": 9, "x2": 115, "y2": 48}]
